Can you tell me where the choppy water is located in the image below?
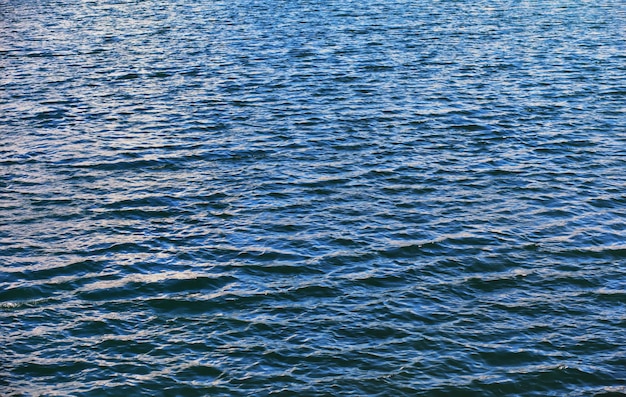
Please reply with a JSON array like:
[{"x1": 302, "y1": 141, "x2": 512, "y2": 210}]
[{"x1": 1, "y1": 0, "x2": 625, "y2": 395}]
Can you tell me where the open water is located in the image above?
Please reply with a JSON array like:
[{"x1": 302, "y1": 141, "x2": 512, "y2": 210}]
[{"x1": 1, "y1": 0, "x2": 625, "y2": 395}]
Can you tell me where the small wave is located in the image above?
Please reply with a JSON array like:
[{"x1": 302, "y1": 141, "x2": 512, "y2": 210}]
[{"x1": 77, "y1": 271, "x2": 236, "y2": 301}]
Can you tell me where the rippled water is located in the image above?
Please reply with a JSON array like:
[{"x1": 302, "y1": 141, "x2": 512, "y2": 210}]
[{"x1": 1, "y1": 0, "x2": 625, "y2": 395}]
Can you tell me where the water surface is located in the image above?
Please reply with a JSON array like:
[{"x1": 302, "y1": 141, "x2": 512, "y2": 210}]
[{"x1": 1, "y1": 0, "x2": 625, "y2": 395}]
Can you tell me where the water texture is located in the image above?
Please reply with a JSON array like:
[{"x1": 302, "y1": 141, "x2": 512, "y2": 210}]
[{"x1": 1, "y1": 0, "x2": 625, "y2": 395}]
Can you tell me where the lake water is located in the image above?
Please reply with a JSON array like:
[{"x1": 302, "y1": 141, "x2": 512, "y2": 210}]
[{"x1": 1, "y1": 0, "x2": 625, "y2": 395}]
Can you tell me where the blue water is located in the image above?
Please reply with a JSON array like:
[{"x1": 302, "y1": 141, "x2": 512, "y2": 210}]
[{"x1": 1, "y1": 0, "x2": 625, "y2": 395}]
